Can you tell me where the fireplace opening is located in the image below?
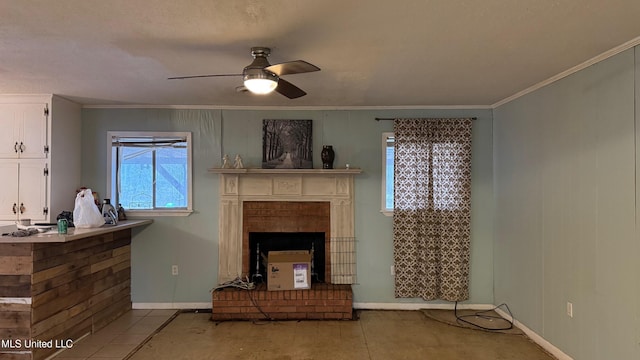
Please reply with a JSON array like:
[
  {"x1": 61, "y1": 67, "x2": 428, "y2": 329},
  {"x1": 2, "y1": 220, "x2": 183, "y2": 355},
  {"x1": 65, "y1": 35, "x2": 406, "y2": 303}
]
[{"x1": 249, "y1": 232, "x2": 325, "y2": 284}]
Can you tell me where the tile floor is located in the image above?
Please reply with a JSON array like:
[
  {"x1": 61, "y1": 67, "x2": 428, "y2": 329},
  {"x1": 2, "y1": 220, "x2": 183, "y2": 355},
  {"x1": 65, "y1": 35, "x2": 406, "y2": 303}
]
[{"x1": 49, "y1": 309, "x2": 177, "y2": 360}]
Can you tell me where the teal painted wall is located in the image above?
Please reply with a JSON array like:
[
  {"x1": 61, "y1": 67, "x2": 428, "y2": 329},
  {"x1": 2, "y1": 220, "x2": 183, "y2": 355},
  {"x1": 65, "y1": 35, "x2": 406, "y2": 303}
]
[
  {"x1": 81, "y1": 108, "x2": 494, "y2": 306},
  {"x1": 494, "y1": 47, "x2": 640, "y2": 360}
]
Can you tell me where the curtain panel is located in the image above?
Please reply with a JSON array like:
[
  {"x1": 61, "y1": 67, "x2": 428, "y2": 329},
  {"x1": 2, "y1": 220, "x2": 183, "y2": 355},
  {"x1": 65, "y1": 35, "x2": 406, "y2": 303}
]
[{"x1": 393, "y1": 118, "x2": 473, "y2": 301}]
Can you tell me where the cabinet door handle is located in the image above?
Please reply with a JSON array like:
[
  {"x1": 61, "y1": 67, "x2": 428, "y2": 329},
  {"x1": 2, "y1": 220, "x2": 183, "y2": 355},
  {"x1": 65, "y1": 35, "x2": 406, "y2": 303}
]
[
  {"x1": 19, "y1": 203, "x2": 25, "y2": 214},
  {"x1": 14, "y1": 142, "x2": 19, "y2": 153},
  {"x1": 12, "y1": 203, "x2": 17, "y2": 214},
  {"x1": 19, "y1": 142, "x2": 25, "y2": 153}
]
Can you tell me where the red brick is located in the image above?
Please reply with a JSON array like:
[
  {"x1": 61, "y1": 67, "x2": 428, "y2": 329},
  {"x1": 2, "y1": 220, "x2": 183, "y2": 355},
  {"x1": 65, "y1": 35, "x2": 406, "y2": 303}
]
[
  {"x1": 232, "y1": 300, "x2": 252, "y2": 307},
  {"x1": 219, "y1": 307, "x2": 242, "y2": 313},
  {"x1": 260, "y1": 306, "x2": 277, "y2": 314},
  {"x1": 295, "y1": 305, "x2": 316, "y2": 313},
  {"x1": 212, "y1": 299, "x2": 229, "y2": 306},
  {"x1": 319, "y1": 289, "x2": 327, "y2": 299},
  {"x1": 326, "y1": 299, "x2": 347, "y2": 306},
  {"x1": 315, "y1": 306, "x2": 334, "y2": 312},
  {"x1": 276, "y1": 306, "x2": 297, "y2": 313},
  {"x1": 307, "y1": 312, "x2": 324, "y2": 319},
  {"x1": 324, "y1": 312, "x2": 345, "y2": 320},
  {"x1": 240, "y1": 306, "x2": 260, "y2": 313}
]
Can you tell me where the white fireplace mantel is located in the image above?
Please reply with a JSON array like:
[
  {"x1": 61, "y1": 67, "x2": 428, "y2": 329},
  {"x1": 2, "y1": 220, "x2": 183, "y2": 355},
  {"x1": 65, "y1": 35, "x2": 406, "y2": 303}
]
[{"x1": 209, "y1": 168, "x2": 362, "y2": 284}]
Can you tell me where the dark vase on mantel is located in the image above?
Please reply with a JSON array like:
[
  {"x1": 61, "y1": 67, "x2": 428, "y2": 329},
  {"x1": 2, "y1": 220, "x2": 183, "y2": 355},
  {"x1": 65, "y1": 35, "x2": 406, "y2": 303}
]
[{"x1": 321, "y1": 145, "x2": 335, "y2": 169}]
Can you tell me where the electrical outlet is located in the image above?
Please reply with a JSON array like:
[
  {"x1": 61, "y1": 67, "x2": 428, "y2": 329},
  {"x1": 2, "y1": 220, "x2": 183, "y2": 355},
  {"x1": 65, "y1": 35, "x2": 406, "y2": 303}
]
[
  {"x1": 171, "y1": 265, "x2": 179, "y2": 276},
  {"x1": 390, "y1": 265, "x2": 395, "y2": 276},
  {"x1": 566, "y1": 302, "x2": 573, "y2": 318}
]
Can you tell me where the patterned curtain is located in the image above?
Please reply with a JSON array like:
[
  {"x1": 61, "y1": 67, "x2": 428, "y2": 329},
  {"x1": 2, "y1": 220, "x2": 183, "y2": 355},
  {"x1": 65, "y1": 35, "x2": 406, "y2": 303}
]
[{"x1": 393, "y1": 118, "x2": 473, "y2": 301}]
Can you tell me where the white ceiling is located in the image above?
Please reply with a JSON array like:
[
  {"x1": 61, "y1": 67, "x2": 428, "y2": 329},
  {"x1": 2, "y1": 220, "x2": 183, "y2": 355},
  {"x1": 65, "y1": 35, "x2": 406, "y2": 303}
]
[{"x1": 1, "y1": 0, "x2": 640, "y2": 107}]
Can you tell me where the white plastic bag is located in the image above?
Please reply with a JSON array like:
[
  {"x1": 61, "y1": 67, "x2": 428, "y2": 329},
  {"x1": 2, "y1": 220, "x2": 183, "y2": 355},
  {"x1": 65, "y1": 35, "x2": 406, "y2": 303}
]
[{"x1": 73, "y1": 189, "x2": 105, "y2": 228}]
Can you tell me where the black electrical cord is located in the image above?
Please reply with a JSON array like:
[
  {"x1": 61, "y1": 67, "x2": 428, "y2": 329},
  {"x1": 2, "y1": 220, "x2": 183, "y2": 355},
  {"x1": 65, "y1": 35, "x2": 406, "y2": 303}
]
[
  {"x1": 211, "y1": 278, "x2": 273, "y2": 322},
  {"x1": 454, "y1": 302, "x2": 514, "y2": 331},
  {"x1": 247, "y1": 286, "x2": 273, "y2": 322}
]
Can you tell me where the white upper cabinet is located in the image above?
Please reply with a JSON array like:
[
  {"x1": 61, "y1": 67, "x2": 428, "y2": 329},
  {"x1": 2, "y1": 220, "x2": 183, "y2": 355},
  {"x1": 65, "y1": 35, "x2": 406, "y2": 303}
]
[
  {"x1": 0, "y1": 95, "x2": 80, "y2": 224},
  {"x1": 0, "y1": 103, "x2": 48, "y2": 159}
]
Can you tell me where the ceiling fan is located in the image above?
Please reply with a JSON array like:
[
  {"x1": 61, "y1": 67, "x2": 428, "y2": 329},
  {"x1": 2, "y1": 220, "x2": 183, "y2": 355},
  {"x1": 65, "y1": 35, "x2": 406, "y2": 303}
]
[{"x1": 168, "y1": 47, "x2": 320, "y2": 99}]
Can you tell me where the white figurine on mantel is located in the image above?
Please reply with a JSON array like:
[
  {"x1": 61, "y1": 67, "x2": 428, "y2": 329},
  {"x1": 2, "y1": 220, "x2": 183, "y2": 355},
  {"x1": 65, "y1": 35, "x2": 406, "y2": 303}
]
[
  {"x1": 222, "y1": 154, "x2": 232, "y2": 169},
  {"x1": 234, "y1": 154, "x2": 244, "y2": 169}
]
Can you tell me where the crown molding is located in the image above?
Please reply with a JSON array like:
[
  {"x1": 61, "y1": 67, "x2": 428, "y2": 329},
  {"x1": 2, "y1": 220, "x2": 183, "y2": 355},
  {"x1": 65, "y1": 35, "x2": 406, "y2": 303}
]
[{"x1": 492, "y1": 35, "x2": 640, "y2": 108}]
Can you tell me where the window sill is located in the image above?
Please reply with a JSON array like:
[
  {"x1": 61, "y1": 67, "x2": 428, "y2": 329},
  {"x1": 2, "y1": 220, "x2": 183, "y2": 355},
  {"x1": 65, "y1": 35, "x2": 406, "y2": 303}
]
[
  {"x1": 380, "y1": 209, "x2": 393, "y2": 217},
  {"x1": 125, "y1": 209, "x2": 193, "y2": 217}
]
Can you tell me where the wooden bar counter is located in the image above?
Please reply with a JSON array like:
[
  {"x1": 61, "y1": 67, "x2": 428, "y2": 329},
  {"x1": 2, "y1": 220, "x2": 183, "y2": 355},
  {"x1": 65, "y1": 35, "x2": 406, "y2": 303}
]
[{"x1": 0, "y1": 220, "x2": 152, "y2": 360}]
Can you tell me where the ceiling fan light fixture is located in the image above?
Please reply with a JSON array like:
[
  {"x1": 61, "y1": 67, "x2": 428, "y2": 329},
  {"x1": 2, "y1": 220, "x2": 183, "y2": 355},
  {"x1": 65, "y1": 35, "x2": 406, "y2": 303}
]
[
  {"x1": 243, "y1": 70, "x2": 279, "y2": 94},
  {"x1": 169, "y1": 47, "x2": 319, "y2": 99},
  {"x1": 244, "y1": 78, "x2": 278, "y2": 94}
]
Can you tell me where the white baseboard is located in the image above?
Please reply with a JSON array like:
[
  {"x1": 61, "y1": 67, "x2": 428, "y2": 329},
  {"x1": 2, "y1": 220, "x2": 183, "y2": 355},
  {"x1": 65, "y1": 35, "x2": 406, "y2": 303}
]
[
  {"x1": 353, "y1": 302, "x2": 495, "y2": 311},
  {"x1": 494, "y1": 308, "x2": 573, "y2": 360},
  {"x1": 133, "y1": 302, "x2": 212, "y2": 310}
]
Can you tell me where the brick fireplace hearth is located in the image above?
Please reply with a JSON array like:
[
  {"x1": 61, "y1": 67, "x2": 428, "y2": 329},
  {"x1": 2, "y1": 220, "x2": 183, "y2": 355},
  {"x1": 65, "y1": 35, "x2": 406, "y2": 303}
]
[{"x1": 211, "y1": 283, "x2": 353, "y2": 321}]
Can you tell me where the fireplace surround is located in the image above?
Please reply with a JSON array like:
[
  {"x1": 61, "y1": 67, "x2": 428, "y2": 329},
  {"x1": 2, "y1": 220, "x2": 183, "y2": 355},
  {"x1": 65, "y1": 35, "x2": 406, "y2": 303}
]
[{"x1": 210, "y1": 168, "x2": 361, "y2": 285}]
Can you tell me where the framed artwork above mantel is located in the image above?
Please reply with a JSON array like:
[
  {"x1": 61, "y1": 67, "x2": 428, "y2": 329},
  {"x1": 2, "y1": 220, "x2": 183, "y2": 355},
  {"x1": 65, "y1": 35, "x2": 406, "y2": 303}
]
[{"x1": 262, "y1": 119, "x2": 313, "y2": 169}]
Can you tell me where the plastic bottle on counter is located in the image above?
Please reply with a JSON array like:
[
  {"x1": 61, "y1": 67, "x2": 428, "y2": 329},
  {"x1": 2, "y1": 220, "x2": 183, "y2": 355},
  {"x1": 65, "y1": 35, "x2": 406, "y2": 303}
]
[
  {"x1": 101, "y1": 199, "x2": 118, "y2": 225},
  {"x1": 117, "y1": 203, "x2": 127, "y2": 221}
]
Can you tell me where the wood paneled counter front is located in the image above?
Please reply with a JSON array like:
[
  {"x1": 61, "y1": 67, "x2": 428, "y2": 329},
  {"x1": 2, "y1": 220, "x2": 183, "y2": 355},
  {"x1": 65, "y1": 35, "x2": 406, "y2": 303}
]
[{"x1": 0, "y1": 220, "x2": 152, "y2": 360}]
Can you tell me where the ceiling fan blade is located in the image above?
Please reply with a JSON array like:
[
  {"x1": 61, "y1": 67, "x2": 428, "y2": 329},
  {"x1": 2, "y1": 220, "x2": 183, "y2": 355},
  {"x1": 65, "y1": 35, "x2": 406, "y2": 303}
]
[
  {"x1": 276, "y1": 78, "x2": 307, "y2": 99},
  {"x1": 265, "y1": 60, "x2": 320, "y2": 76},
  {"x1": 167, "y1": 74, "x2": 241, "y2": 80}
]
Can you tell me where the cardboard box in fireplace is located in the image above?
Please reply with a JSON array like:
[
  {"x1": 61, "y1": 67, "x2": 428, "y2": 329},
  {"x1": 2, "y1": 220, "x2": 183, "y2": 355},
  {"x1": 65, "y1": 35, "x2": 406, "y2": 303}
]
[{"x1": 267, "y1": 250, "x2": 311, "y2": 291}]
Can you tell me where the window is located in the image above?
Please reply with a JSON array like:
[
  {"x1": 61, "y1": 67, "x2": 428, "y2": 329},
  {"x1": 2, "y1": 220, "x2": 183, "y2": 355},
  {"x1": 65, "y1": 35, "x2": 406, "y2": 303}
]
[
  {"x1": 107, "y1": 131, "x2": 193, "y2": 217},
  {"x1": 381, "y1": 132, "x2": 394, "y2": 215}
]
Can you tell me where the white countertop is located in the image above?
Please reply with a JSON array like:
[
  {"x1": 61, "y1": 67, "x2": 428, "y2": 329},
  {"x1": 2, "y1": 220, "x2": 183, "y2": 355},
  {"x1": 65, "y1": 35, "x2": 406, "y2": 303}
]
[{"x1": 0, "y1": 219, "x2": 153, "y2": 243}]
